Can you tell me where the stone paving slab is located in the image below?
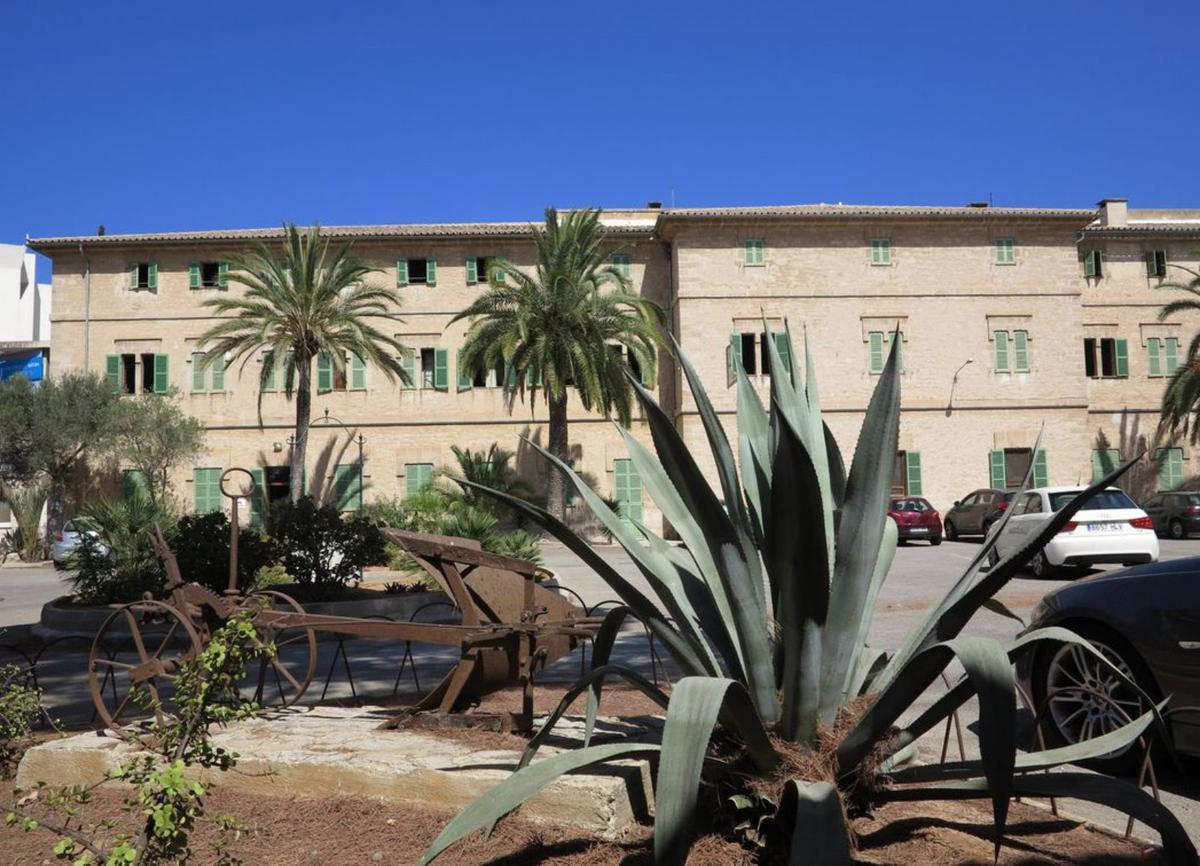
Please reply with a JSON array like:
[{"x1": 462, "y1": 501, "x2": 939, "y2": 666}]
[{"x1": 17, "y1": 706, "x2": 660, "y2": 839}]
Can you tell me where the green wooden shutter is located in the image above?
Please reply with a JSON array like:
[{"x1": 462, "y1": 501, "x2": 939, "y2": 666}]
[
  {"x1": 433, "y1": 348, "x2": 448, "y2": 390},
  {"x1": 316, "y1": 352, "x2": 333, "y2": 392},
  {"x1": 1092, "y1": 449, "x2": 1120, "y2": 483},
  {"x1": 772, "y1": 332, "x2": 791, "y2": 380},
  {"x1": 1033, "y1": 449, "x2": 1048, "y2": 487},
  {"x1": 457, "y1": 349, "x2": 473, "y2": 391},
  {"x1": 153, "y1": 354, "x2": 169, "y2": 393},
  {"x1": 1166, "y1": 337, "x2": 1180, "y2": 374},
  {"x1": 405, "y1": 463, "x2": 434, "y2": 497},
  {"x1": 262, "y1": 352, "x2": 276, "y2": 391},
  {"x1": 1148, "y1": 338, "x2": 1163, "y2": 377},
  {"x1": 396, "y1": 259, "x2": 408, "y2": 286},
  {"x1": 400, "y1": 349, "x2": 415, "y2": 389},
  {"x1": 989, "y1": 450, "x2": 1006, "y2": 489},
  {"x1": 123, "y1": 469, "x2": 150, "y2": 500},
  {"x1": 147, "y1": 262, "x2": 158, "y2": 290},
  {"x1": 194, "y1": 468, "x2": 221, "y2": 514},
  {"x1": 1157, "y1": 448, "x2": 1184, "y2": 492},
  {"x1": 248, "y1": 467, "x2": 265, "y2": 528},
  {"x1": 905, "y1": 451, "x2": 923, "y2": 495},
  {"x1": 191, "y1": 352, "x2": 207, "y2": 392},
  {"x1": 993, "y1": 330, "x2": 1010, "y2": 372},
  {"x1": 426, "y1": 257, "x2": 437, "y2": 286},
  {"x1": 465, "y1": 257, "x2": 478, "y2": 284},
  {"x1": 613, "y1": 459, "x2": 644, "y2": 526},
  {"x1": 1084, "y1": 250, "x2": 1099, "y2": 277},
  {"x1": 188, "y1": 263, "x2": 200, "y2": 289},
  {"x1": 210, "y1": 354, "x2": 225, "y2": 391},
  {"x1": 218, "y1": 261, "x2": 229, "y2": 288},
  {"x1": 1013, "y1": 330, "x2": 1029, "y2": 372},
  {"x1": 868, "y1": 332, "x2": 884, "y2": 374},
  {"x1": 727, "y1": 333, "x2": 743, "y2": 384},
  {"x1": 1147, "y1": 250, "x2": 1159, "y2": 277},
  {"x1": 130, "y1": 263, "x2": 140, "y2": 289},
  {"x1": 333, "y1": 464, "x2": 361, "y2": 511},
  {"x1": 870, "y1": 238, "x2": 890, "y2": 265},
  {"x1": 744, "y1": 239, "x2": 764, "y2": 266},
  {"x1": 350, "y1": 354, "x2": 366, "y2": 390},
  {"x1": 105, "y1": 355, "x2": 121, "y2": 393},
  {"x1": 1114, "y1": 339, "x2": 1129, "y2": 378}
]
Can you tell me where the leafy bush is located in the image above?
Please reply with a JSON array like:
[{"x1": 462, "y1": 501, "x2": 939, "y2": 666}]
[
  {"x1": 485, "y1": 529, "x2": 543, "y2": 566},
  {"x1": 268, "y1": 496, "x2": 385, "y2": 598},
  {"x1": 3, "y1": 482, "x2": 48, "y2": 561},
  {"x1": 0, "y1": 664, "x2": 42, "y2": 777},
  {"x1": 250, "y1": 563, "x2": 293, "y2": 591},
  {"x1": 170, "y1": 512, "x2": 275, "y2": 595},
  {"x1": 70, "y1": 494, "x2": 174, "y2": 605}
]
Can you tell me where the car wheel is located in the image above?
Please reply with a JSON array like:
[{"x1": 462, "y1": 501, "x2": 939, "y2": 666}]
[
  {"x1": 944, "y1": 520, "x2": 958, "y2": 541},
  {"x1": 1029, "y1": 551, "x2": 1058, "y2": 580},
  {"x1": 981, "y1": 519, "x2": 995, "y2": 537},
  {"x1": 1169, "y1": 519, "x2": 1187, "y2": 540},
  {"x1": 930, "y1": 537, "x2": 942, "y2": 546},
  {"x1": 1033, "y1": 625, "x2": 1159, "y2": 775}
]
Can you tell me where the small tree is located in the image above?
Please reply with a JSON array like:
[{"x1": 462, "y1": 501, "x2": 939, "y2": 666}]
[{"x1": 109, "y1": 389, "x2": 205, "y2": 507}]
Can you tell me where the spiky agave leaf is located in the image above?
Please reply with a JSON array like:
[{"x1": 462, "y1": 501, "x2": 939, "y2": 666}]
[{"x1": 776, "y1": 780, "x2": 852, "y2": 866}]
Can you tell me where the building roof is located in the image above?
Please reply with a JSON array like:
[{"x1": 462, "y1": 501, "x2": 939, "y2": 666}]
[{"x1": 656, "y1": 203, "x2": 1097, "y2": 221}]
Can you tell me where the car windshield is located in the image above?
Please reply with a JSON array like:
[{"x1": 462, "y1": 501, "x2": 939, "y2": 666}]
[
  {"x1": 1048, "y1": 490, "x2": 1138, "y2": 512},
  {"x1": 891, "y1": 499, "x2": 931, "y2": 512}
]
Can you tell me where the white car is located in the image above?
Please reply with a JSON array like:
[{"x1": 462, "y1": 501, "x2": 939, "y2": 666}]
[{"x1": 989, "y1": 486, "x2": 1159, "y2": 578}]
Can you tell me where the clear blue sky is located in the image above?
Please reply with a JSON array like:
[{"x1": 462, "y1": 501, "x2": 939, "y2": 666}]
[{"x1": 4, "y1": 0, "x2": 1198, "y2": 246}]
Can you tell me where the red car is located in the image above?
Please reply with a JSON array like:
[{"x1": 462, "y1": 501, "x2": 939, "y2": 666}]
[{"x1": 888, "y1": 497, "x2": 943, "y2": 545}]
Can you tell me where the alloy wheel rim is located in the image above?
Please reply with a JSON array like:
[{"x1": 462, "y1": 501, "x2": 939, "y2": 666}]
[{"x1": 1046, "y1": 641, "x2": 1144, "y2": 755}]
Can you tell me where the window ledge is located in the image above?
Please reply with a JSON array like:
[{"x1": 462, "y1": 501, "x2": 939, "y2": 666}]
[{"x1": 869, "y1": 262, "x2": 893, "y2": 268}]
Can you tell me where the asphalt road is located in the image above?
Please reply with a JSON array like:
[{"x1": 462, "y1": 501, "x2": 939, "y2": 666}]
[{"x1": 0, "y1": 563, "x2": 73, "y2": 630}]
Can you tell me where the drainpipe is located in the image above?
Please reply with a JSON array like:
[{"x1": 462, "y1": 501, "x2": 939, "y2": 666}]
[{"x1": 79, "y1": 242, "x2": 91, "y2": 371}]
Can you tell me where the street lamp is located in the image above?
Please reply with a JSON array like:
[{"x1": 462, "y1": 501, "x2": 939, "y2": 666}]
[
  {"x1": 286, "y1": 407, "x2": 366, "y2": 513},
  {"x1": 945, "y1": 358, "x2": 973, "y2": 417}
]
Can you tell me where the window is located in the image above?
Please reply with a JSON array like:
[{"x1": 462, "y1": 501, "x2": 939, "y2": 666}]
[
  {"x1": 1092, "y1": 449, "x2": 1121, "y2": 482},
  {"x1": 891, "y1": 451, "x2": 922, "y2": 495},
  {"x1": 405, "y1": 463, "x2": 435, "y2": 497},
  {"x1": 106, "y1": 353, "x2": 168, "y2": 395},
  {"x1": 610, "y1": 253, "x2": 633, "y2": 280},
  {"x1": 744, "y1": 239, "x2": 765, "y2": 267},
  {"x1": 316, "y1": 352, "x2": 349, "y2": 392},
  {"x1": 870, "y1": 238, "x2": 892, "y2": 266},
  {"x1": 731, "y1": 332, "x2": 758, "y2": 376},
  {"x1": 193, "y1": 467, "x2": 223, "y2": 514},
  {"x1": 1083, "y1": 337, "x2": 1128, "y2": 378},
  {"x1": 994, "y1": 238, "x2": 1016, "y2": 265},
  {"x1": 993, "y1": 330, "x2": 1029, "y2": 373},
  {"x1": 1048, "y1": 489, "x2": 1138, "y2": 511},
  {"x1": 414, "y1": 348, "x2": 448, "y2": 390},
  {"x1": 610, "y1": 344, "x2": 649, "y2": 386},
  {"x1": 613, "y1": 458, "x2": 644, "y2": 526},
  {"x1": 1157, "y1": 448, "x2": 1184, "y2": 492},
  {"x1": 867, "y1": 331, "x2": 902, "y2": 374},
  {"x1": 1147, "y1": 337, "x2": 1180, "y2": 378},
  {"x1": 189, "y1": 261, "x2": 228, "y2": 289},
  {"x1": 465, "y1": 256, "x2": 494, "y2": 285},
  {"x1": 396, "y1": 257, "x2": 436, "y2": 286},
  {"x1": 1146, "y1": 250, "x2": 1167, "y2": 278},
  {"x1": 190, "y1": 352, "x2": 226, "y2": 393},
  {"x1": 1083, "y1": 249, "x2": 1103, "y2": 278},
  {"x1": 332, "y1": 463, "x2": 362, "y2": 511},
  {"x1": 129, "y1": 262, "x2": 158, "y2": 291},
  {"x1": 990, "y1": 448, "x2": 1046, "y2": 490}
]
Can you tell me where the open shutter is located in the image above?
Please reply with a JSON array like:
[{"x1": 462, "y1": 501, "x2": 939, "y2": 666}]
[
  {"x1": 191, "y1": 352, "x2": 207, "y2": 392},
  {"x1": 400, "y1": 349, "x2": 415, "y2": 389},
  {"x1": 1084, "y1": 250, "x2": 1098, "y2": 277},
  {"x1": 905, "y1": 451, "x2": 922, "y2": 495},
  {"x1": 772, "y1": 332, "x2": 791, "y2": 380},
  {"x1": 153, "y1": 354, "x2": 169, "y2": 393},
  {"x1": 993, "y1": 330, "x2": 1010, "y2": 372},
  {"x1": 1148, "y1": 338, "x2": 1163, "y2": 377},
  {"x1": 465, "y1": 257, "x2": 478, "y2": 284},
  {"x1": 1115, "y1": 339, "x2": 1129, "y2": 378},
  {"x1": 989, "y1": 450, "x2": 1006, "y2": 489},
  {"x1": 188, "y1": 263, "x2": 200, "y2": 289},
  {"x1": 210, "y1": 354, "x2": 225, "y2": 391},
  {"x1": 1013, "y1": 330, "x2": 1029, "y2": 372},
  {"x1": 426, "y1": 257, "x2": 437, "y2": 286},
  {"x1": 433, "y1": 348, "x2": 448, "y2": 390},
  {"x1": 316, "y1": 352, "x2": 333, "y2": 392},
  {"x1": 457, "y1": 349, "x2": 473, "y2": 391},
  {"x1": 1033, "y1": 449, "x2": 1048, "y2": 487},
  {"x1": 396, "y1": 259, "x2": 408, "y2": 287},
  {"x1": 868, "y1": 332, "x2": 884, "y2": 374},
  {"x1": 1091, "y1": 450, "x2": 1104, "y2": 483},
  {"x1": 1166, "y1": 337, "x2": 1180, "y2": 375},
  {"x1": 147, "y1": 262, "x2": 158, "y2": 290},
  {"x1": 262, "y1": 352, "x2": 276, "y2": 391},
  {"x1": 105, "y1": 355, "x2": 121, "y2": 393},
  {"x1": 248, "y1": 467, "x2": 265, "y2": 528},
  {"x1": 727, "y1": 333, "x2": 743, "y2": 385},
  {"x1": 218, "y1": 261, "x2": 229, "y2": 288},
  {"x1": 350, "y1": 353, "x2": 366, "y2": 390},
  {"x1": 130, "y1": 264, "x2": 140, "y2": 289},
  {"x1": 1147, "y1": 251, "x2": 1159, "y2": 277}
]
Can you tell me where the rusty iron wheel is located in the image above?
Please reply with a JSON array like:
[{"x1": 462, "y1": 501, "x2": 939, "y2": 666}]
[
  {"x1": 88, "y1": 600, "x2": 203, "y2": 739},
  {"x1": 248, "y1": 590, "x2": 317, "y2": 709}
]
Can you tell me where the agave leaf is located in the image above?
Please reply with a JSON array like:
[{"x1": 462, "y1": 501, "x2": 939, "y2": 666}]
[
  {"x1": 777, "y1": 779, "x2": 851, "y2": 866},
  {"x1": 822, "y1": 421, "x2": 847, "y2": 508},
  {"x1": 980, "y1": 597, "x2": 1026, "y2": 627},
  {"x1": 768, "y1": 401, "x2": 829, "y2": 743},
  {"x1": 876, "y1": 773, "x2": 1197, "y2": 865},
  {"x1": 418, "y1": 742, "x2": 662, "y2": 866},
  {"x1": 819, "y1": 330, "x2": 901, "y2": 722},
  {"x1": 840, "y1": 517, "x2": 897, "y2": 703},
  {"x1": 654, "y1": 677, "x2": 777, "y2": 864},
  {"x1": 736, "y1": 355, "x2": 772, "y2": 545},
  {"x1": 585, "y1": 607, "x2": 632, "y2": 743},
  {"x1": 627, "y1": 377, "x2": 777, "y2": 722},
  {"x1": 455, "y1": 477, "x2": 712, "y2": 677},
  {"x1": 846, "y1": 645, "x2": 889, "y2": 701}
]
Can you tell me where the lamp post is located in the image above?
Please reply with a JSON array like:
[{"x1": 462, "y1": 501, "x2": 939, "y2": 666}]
[
  {"x1": 945, "y1": 358, "x2": 974, "y2": 417},
  {"x1": 286, "y1": 408, "x2": 366, "y2": 512}
]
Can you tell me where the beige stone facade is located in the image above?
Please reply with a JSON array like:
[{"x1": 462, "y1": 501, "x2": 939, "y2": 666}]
[{"x1": 29, "y1": 200, "x2": 1200, "y2": 527}]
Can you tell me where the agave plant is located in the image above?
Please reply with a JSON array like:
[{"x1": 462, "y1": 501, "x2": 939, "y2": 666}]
[{"x1": 420, "y1": 324, "x2": 1196, "y2": 865}]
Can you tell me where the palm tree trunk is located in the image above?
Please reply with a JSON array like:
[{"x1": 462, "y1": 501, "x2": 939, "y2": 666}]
[
  {"x1": 547, "y1": 393, "x2": 569, "y2": 521},
  {"x1": 290, "y1": 358, "x2": 312, "y2": 502}
]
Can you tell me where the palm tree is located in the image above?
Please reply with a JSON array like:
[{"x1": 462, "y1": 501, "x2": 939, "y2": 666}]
[
  {"x1": 1157, "y1": 265, "x2": 1200, "y2": 442},
  {"x1": 451, "y1": 208, "x2": 664, "y2": 520},
  {"x1": 197, "y1": 224, "x2": 410, "y2": 501}
]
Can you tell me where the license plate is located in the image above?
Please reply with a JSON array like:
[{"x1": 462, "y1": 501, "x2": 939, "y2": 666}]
[
  {"x1": 908, "y1": 527, "x2": 929, "y2": 533},
  {"x1": 1085, "y1": 522, "x2": 1124, "y2": 532}
]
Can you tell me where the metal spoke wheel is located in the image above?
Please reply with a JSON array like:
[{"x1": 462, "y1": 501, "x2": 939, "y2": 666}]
[
  {"x1": 248, "y1": 591, "x2": 317, "y2": 710},
  {"x1": 88, "y1": 600, "x2": 203, "y2": 738}
]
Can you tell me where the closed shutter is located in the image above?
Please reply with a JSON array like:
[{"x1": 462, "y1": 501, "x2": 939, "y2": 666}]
[
  {"x1": 248, "y1": 468, "x2": 265, "y2": 528},
  {"x1": 350, "y1": 353, "x2": 366, "y2": 390},
  {"x1": 465, "y1": 257, "x2": 478, "y2": 284},
  {"x1": 905, "y1": 451, "x2": 923, "y2": 495},
  {"x1": 613, "y1": 459, "x2": 643, "y2": 527},
  {"x1": 1092, "y1": 449, "x2": 1120, "y2": 483},
  {"x1": 426, "y1": 257, "x2": 437, "y2": 286},
  {"x1": 396, "y1": 259, "x2": 408, "y2": 286},
  {"x1": 218, "y1": 261, "x2": 229, "y2": 288},
  {"x1": 210, "y1": 354, "x2": 225, "y2": 391},
  {"x1": 1114, "y1": 339, "x2": 1129, "y2": 378},
  {"x1": 317, "y1": 352, "x2": 333, "y2": 392},
  {"x1": 1033, "y1": 449, "x2": 1048, "y2": 487},
  {"x1": 147, "y1": 262, "x2": 158, "y2": 290},
  {"x1": 400, "y1": 349, "x2": 416, "y2": 389},
  {"x1": 1013, "y1": 330, "x2": 1029, "y2": 372},
  {"x1": 153, "y1": 354, "x2": 169, "y2": 393},
  {"x1": 433, "y1": 348, "x2": 449, "y2": 390},
  {"x1": 105, "y1": 355, "x2": 121, "y2": 393},
  {"x1": 188, "y1": 263, "x2": 200, "y2": 289},
  {"x1": 194, "y1": 468, "x2": 221, "y2": 514},
  {"x1": 405, "y1": 463, "x2": 434, "y2": 497},
  {"x1": 262, "y1": 352, "x2": 276, "y2": 391},
  {"x1": 869, "y1": 331, "x2": 884, "y2": 374},
  {"x1": 333, "y1": 464, "x2": 361, "y2": 511},
  {"x1": 1148, "y1": 338, "x2": 1163, "y2": 377},
  {"x1": 994, "y1": 330, "x2": 1010, "y2": 372},
  {"x1": 1166, "y1": 337, "x2": 1180, "y2": 374},
  {"x1": 457, "y1": 349, "x2": 473, "y2": 391},
  {"x1": 989, "y1": 450, "x2": 1006, "y2": 489},
  {"x1": 772, "y1": 332, "x2": 791, "y2": 380},
  {"x1": 1157, "y1": 448, "x2": 1184, "y2": 492},
  {"x1": 191, "y1": 352, "x2": 207, "y2": 392},
  {"x1": 123, "y1": 469, "x2": 150, "y2": 500}
]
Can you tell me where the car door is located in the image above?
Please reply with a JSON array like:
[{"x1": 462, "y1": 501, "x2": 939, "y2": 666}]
[
  {"x1": 972, "y1": 491, "x2": 997, "y2": 533},
  {"x1": 996, "y1": 493, "x2": 1028, "y2": 558},
  {"x1": 1005, "y1": 492, "x2": 1041, "y2": 552},
  {"x1": 955, "y1": 492, "x2": 979, "y2": 532}
]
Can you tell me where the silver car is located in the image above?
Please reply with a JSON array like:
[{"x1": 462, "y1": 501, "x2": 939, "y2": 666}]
[{"x1": 51, "y1": 518, "x2": 104, "y2": 568}]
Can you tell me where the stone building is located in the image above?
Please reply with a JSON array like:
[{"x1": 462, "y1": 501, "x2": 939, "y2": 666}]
[{"x1": 28, "y1": 199, "x2": 1200, "y2": 528}]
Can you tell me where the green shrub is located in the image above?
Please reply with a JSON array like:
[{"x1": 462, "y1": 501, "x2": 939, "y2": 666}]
[
  {"x1": 485, "y1": 529, "x2": 543, "y2": 566},
  {"x1": 170, "y1": 512, "x2": 275, "y2": 595},
  {"x1": 0, "y1": 664, "x2": 41, "y2": 777},
  {"x1": 4, "y1": 482, "x2": 49, "y2": 562},
  {"x1": 268, "y1": 496, "x2": 385, "y2": 598},
  {"x1": 250, "y1": 563, "x2": 293, "y2": 591},
  {"x1": 69, "y1": 494, "x2": 174, "y2": 604}
]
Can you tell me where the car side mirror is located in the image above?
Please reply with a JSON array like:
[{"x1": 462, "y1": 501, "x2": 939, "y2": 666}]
[{"x1": 953, "y1": 500, "x2": 961, "y2": 507}]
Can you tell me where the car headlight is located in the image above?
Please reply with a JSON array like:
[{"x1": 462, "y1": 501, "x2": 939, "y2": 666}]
[{"x1": 1029, "y1": 596, "x2": 1052, "y2": 627}]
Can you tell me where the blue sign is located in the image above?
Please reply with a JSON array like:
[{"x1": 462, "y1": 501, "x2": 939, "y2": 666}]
[{"x1": 0, "y1": 350, "x2": 45, "y2": 383}]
